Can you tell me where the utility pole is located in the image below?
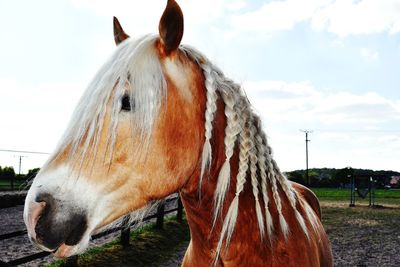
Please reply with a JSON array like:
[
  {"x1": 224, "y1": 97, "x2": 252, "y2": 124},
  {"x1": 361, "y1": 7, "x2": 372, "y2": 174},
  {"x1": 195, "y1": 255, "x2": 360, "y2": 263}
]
[
  {"x1": 13, "y1": 155, "x2": 26, "y2": 190},
  {"x1": 300, "y1": 130, "x2": 313, "y2": 185},
  {"x1": 15, "y1": 155, "x2": 26, "y2": 175},
  {"x1": 0, "y1": 149, "x2": 49, "y2": 190}
]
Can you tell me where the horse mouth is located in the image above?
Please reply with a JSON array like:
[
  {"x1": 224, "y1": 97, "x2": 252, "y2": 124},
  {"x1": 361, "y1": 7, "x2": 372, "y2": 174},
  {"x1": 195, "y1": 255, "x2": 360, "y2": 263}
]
[{"x1": 52, "y1": 243, "x2": 76, "y2": 258}]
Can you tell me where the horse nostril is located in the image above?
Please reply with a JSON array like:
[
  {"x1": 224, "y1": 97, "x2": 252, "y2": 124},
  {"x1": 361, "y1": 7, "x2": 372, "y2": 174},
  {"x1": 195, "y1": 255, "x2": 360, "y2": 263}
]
[
  {"x1": 35, "y1": 193, "x2": 56, "y2": 208},
  {"x1": 26, "y1": 200, "x2": 47, "y2": 241},
  {"x1": 32, "y1": 201, "x2": 46, "y2": 222},
  {"x1": 33, "y1": 193, "x2": 63, "y2": 250},
  {"x1": 30, "y1": 193, "x2": 88, "y2": 250},
  {"x1": 65, "y1": 215, "x2": 88, "y2": 246}
]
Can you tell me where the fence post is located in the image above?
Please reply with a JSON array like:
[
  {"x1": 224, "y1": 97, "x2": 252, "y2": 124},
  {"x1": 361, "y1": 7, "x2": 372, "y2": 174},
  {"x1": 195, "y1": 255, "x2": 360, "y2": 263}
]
[
  {"x1": 64, "y1": 255, "x2": 78, "y2": 267},
  {"x1": 177, "y1": 196, "x2": 183, "y2": 223},
  {"x1": 156, "y1": 203, "x2": 165, "y2": 229},
  {"x1": 120, "y1": 215, "x2": 131, "y2": 247},
  {"x1": 349, "y1": 175, "x2": 355, "y2": 207},
  {"x1": 371, "y1": 178, "x2": 376, "y2": 207},
  {"x1": 368, "y1": 177, "x2": 372, "y2": 207}
]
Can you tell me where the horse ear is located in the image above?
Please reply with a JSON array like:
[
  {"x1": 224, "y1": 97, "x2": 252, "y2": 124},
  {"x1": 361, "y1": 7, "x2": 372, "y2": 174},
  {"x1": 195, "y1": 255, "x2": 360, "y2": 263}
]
[
  {"x1": 158, "y1": 0, "x2": 184, "y2": 55},
  {"x1": 113, "y1": 16, "x2": 130, "y2": 45}
]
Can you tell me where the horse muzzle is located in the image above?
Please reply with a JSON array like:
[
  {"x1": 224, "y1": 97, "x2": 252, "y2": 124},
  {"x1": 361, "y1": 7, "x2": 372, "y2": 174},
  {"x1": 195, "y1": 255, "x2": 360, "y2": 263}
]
[{"x1": 24, "y1": 192, "x2": 88, "y2": 258}]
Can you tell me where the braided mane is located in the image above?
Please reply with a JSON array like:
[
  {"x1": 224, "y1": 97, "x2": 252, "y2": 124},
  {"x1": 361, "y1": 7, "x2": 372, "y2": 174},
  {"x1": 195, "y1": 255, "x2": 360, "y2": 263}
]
[{"x1": 181, "y1": 46, "x2": 314, "y2": 260}]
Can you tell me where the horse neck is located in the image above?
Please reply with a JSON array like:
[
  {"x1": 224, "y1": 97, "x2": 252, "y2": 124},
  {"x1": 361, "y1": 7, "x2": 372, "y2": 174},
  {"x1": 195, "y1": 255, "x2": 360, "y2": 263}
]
[
  {"x1": 178, "y1": 79, "x2": 332, "y2": 265},
  {"x1": 179, "y1": 96, "x2": 252, "y2": 253}
]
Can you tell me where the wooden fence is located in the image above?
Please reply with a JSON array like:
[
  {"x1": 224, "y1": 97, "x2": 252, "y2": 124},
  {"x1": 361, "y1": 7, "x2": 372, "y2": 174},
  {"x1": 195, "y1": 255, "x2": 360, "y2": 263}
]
[{"x1": 0, "y1": 195, "x2": 184, "y2": 266}]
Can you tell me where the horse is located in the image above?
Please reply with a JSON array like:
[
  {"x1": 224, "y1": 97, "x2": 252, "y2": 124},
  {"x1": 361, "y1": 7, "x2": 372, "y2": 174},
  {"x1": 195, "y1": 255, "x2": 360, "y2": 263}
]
[{"x1": 24, "y1": 1, "x2": 333, "y2": 266}]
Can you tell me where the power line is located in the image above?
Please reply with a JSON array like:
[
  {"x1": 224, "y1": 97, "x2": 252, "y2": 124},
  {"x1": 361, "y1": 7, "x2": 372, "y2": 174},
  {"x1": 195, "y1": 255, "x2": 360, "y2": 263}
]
[
  {"x1": 314, "y1": 129, "x2": 400, "y2": 133},
  {"x1": 300, "y1": 130, "x2": 313, "y2": 186},
  {"x1": 0, "y1": 149, "x2": 50, "y2": 155}
]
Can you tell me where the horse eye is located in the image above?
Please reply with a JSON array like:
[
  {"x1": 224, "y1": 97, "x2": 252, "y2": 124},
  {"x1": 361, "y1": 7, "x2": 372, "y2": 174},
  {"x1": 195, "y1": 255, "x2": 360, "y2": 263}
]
[{"x1": 121, "y1": 94, "x2": 132, "y2": 111}]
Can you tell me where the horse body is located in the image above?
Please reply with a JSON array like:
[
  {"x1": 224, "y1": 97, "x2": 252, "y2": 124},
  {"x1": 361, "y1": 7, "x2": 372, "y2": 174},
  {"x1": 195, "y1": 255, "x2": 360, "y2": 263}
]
[{"x1": 24, "y1": 1, "x2": 333, "y2": 266}]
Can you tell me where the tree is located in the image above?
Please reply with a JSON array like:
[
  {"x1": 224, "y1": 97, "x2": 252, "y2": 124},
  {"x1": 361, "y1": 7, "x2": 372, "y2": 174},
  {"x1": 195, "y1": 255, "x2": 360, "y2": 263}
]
[
  {"x1": 286, "y1": 170, "x2": 306, "y2": 185},
  {"x1": 0, "y1": 166, "x2": 15, "y2": 180},
  {"x1": 333, "y1": 167, "x2": 354, "y2": 187},
  {"x1": 309, "y1": 170, "x2": 319, "y2": 187},
  {"x1": 25, "y1": 168, "x2": 40, "y2": 180}
]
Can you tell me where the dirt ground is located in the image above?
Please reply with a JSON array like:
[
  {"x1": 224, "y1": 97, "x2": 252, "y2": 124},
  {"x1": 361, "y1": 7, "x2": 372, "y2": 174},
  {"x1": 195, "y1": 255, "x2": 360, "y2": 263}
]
[
  {"x1": 1, "y1": 201, "x2": 399, "y2": 266},
  {"x1": 321, "y1": 202, "x2": 400, "y2": 267}
]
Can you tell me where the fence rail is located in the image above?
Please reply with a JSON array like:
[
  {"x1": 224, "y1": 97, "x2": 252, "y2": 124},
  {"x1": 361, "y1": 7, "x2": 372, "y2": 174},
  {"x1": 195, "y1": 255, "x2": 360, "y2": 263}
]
[{"x1": 0, "y1": 195, "x2": 184, "y2": 267}]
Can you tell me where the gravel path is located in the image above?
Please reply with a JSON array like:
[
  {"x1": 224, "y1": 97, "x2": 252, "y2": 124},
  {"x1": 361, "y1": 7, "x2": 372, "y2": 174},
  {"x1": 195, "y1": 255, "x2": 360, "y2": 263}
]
[
  {"x1": 322, "y1": 203, "x2": 400, "y2": 267},
  {"x1": 0, "y1": 205, "x2": 51, "y2": 266}
]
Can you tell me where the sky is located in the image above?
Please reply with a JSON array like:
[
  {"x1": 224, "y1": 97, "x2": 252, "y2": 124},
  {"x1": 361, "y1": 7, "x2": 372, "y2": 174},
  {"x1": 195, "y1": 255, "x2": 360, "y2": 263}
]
[{"x1": 0, "y1": 0, "x2": 399, "y2": 174}]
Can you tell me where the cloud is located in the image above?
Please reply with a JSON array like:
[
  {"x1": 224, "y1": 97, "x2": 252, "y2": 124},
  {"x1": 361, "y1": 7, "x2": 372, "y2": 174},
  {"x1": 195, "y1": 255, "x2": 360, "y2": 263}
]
[
  {"x1": 243, "y1": 80, "x2": 400, "y2": 171},
  {"x1": 70, "y1": 0, "x2": 245, "y2": 31},
  {"x1": 0, "y1": 79, "x2": 83, "y2": 152},
  {"x1": 360, "y1": 48, "x2": 379, "y2": 61},
  {"x1": 0, "y1": 79, "x2": 85, "y2": 172},
  {"x1": 70, "y1": 0, "x2": 247, "y2": 51},
  {"x1": 231, "y1": 0, "x2": 400, "y2": 37},
  {"x1": 231, "y1": 0, "x2": 323, "y2": 32},
  {"x1": 311, "y1": 0, "x2": 400, "y2": 37},
  {"x1": 245, "y1": 80, "x2": 399, "y2": 125}
]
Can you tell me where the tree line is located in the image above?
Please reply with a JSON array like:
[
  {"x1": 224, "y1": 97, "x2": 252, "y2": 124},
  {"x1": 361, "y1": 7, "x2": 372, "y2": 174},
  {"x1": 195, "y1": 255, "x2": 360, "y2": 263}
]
[
  {"x1": 0, "y1": 166, "x2": 40, "y2": 181},
  {"x1": 285, "y1": 167, "x2": 400, "y2": 188},
  {"x1": 1, "y1": 165, "x2": 399, "y2": 189}
]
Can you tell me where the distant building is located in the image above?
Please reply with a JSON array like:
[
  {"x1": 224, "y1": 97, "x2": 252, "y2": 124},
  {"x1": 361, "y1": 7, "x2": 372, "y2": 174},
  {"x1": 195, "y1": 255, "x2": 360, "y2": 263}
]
[{"x1": 390, "y1": 176, "x2": 400, "y2": 188}]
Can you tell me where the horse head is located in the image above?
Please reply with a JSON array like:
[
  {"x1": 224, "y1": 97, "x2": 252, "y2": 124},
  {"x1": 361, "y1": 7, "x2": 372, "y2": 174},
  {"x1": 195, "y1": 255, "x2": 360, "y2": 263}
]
[{"x1": 24, "y1": 0, "x2": 206, "y2": 257}]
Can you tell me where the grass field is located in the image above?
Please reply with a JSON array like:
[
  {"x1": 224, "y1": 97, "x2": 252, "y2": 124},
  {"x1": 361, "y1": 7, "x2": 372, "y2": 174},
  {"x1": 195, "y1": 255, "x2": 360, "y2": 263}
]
[
  {"x1": 312, "y1": 187, "x2": 400, "y2": 206},
  {"x1": 0, "y1": 180, "x2": 27, "y2": 191}
]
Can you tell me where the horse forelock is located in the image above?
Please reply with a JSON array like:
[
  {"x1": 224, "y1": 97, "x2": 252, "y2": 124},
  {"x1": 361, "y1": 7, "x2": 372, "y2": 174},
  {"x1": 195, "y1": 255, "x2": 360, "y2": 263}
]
[{"x1": 49, "y1": 35, "x2": 166, "y2": 167}]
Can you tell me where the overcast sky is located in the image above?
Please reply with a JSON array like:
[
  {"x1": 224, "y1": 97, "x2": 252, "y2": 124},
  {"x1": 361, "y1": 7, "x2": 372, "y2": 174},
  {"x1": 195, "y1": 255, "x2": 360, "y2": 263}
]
[{"x1": 0, "y1": 0, "x2": 399, "y2": 173}]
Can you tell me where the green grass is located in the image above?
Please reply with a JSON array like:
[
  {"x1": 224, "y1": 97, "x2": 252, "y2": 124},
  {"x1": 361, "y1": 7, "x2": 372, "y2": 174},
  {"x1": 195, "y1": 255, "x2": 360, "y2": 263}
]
[
  {"x1": 45, "y1": 216, "x2": 189, "y2": 267},
  {"x1": 0, "y1": 180, "x2": 27, "y2": 191},
  {"x1": 311, "y1": 188, "x2": 400, "y2": 206}
]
